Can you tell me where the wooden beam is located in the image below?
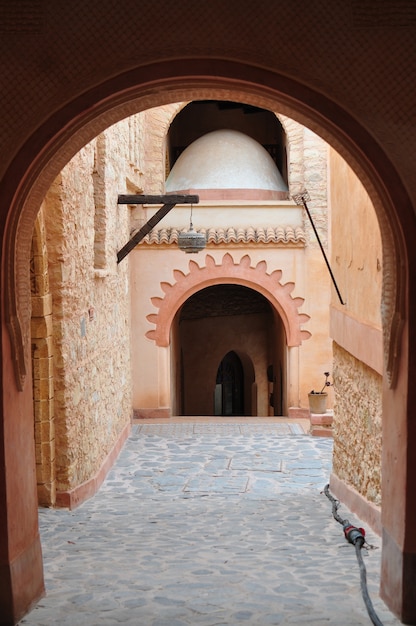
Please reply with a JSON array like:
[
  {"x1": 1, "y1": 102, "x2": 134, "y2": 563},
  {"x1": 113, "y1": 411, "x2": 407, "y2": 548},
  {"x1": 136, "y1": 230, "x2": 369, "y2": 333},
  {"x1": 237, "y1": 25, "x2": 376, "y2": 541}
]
[
  {"x1": 117, "y1": 203, "x2": 175, "y2": 263},
  {"x1": 118, "y1": 194, "x2": 199, "y2": 205},
  {"x1": 117, "y1": 193, "x2": 200, "y2": 263}
]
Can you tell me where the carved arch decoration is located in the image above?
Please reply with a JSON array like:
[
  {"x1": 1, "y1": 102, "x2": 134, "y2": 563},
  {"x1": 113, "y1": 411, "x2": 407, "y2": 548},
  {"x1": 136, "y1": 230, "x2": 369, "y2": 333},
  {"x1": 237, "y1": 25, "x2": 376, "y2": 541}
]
[{"x1": 145, "y1": 252, "x2": 311, "y2": 347}]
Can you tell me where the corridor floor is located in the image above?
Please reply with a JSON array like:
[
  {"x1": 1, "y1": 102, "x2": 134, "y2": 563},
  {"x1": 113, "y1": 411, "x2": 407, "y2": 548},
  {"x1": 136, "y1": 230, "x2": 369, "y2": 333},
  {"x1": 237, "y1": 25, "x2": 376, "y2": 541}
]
[{"x1": 20, "y1": 419, "x2": 401, "y2": 626}]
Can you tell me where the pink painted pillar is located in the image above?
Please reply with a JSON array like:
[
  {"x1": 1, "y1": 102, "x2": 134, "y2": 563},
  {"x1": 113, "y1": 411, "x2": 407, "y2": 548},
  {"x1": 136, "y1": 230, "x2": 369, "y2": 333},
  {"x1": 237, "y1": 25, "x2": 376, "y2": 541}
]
[
  {"x1": 157, "y1": 345, "x2": 171, "y2": 410},
  {"x1": 380, "y1": 314, "x2": 416, "y2": 624},
  {"x1": 0, "y1": 319, "x2": 44, "y2": 625}
]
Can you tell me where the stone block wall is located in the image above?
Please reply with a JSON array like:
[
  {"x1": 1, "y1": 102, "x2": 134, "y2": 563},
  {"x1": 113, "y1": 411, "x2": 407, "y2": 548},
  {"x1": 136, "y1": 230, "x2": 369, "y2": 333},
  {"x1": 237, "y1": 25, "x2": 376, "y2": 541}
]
[
  {"x1": 281, "y1": 116, "x2": 329, "y2": 246},
  {"x1": 37, "y1": 116, "x2": 142, "y2": 502},
  {"x1": 31, "y1": 211, "x2": 56, "y2": 506},
  {"x1": 142, "y1": 104, "x2": 184, "y2": 194},
  {"x1": 332, "y1": 343, "x2": 382, "y2": 505}
]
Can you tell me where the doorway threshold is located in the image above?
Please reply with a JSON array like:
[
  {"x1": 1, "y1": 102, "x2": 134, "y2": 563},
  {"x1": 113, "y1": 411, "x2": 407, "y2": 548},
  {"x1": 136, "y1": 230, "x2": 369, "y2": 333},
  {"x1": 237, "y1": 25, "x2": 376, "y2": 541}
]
[{"x1": 132, "y1": 414, "x2": 311, "y2": 433}]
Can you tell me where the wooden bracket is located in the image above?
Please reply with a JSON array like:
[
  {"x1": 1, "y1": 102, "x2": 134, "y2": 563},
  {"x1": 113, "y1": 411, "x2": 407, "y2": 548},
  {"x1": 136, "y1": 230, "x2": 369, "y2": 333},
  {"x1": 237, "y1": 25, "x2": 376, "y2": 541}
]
[{"x1": 117, "y1": 194, "x2": 199, "y2": 263}]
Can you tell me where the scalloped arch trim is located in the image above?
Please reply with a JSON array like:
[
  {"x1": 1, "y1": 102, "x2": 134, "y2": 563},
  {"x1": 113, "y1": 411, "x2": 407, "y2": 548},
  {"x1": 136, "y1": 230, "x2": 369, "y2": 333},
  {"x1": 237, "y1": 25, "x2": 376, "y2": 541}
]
[{"x1": 145, "y1": 253, "x2": 311, "y2": 347}]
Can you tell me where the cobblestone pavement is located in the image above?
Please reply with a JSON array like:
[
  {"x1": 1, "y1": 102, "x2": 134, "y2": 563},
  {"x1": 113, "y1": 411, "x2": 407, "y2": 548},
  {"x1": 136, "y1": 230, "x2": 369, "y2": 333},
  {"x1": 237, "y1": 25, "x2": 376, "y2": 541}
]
[{"x1": 20, "y1": 422, "x2": 401, "y2": 626}]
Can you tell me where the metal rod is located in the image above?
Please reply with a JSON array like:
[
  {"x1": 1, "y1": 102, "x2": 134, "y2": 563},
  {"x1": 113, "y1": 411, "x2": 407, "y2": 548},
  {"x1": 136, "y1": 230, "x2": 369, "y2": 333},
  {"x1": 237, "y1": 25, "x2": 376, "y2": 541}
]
[{"x1": 294, "y1": 192, "x2": 345, "y2": 305}]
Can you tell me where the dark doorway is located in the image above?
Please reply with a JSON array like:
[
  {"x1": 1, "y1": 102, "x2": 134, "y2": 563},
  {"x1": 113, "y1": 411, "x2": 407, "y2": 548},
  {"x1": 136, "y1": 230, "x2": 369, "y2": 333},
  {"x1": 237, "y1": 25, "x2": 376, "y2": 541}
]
[
  {"x1": 215, "y1": 351, "x2": 244, "y2": 416},
  {"x1": 177, "y1": 284, "x2": 284, "y2": 416}
]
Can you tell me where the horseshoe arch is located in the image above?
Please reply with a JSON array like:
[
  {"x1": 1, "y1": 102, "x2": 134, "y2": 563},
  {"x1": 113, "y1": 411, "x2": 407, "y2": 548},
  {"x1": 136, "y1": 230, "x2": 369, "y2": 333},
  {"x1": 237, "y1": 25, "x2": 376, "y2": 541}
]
[{"x1": 145, "y1": 253, "x2": 311, "y2": 347}]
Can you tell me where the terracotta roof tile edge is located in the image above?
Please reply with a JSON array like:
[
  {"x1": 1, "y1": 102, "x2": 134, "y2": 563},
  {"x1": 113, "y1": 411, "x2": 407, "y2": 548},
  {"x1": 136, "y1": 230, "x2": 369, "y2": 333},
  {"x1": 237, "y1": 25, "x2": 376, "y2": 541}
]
[{"x1": 139, "y1": 226, "x2": 306, "y2": 246}]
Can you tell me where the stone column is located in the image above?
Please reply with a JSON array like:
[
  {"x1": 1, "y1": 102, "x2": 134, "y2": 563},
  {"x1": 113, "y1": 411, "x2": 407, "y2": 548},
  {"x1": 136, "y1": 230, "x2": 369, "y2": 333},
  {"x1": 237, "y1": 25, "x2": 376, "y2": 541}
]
[
  {"x1": 287, "y1": 345, "x2": 300, "y2": 408},
  {"x1": 157, "y1": 345, "x2": 171, "y2": 417}
]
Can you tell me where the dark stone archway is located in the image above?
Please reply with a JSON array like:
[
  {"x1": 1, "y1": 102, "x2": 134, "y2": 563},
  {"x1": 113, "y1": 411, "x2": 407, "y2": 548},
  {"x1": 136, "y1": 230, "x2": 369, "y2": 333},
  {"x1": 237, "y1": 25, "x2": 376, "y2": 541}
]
[{"x1": 0, "y1": 5, "x2": 415, "y2": 622}]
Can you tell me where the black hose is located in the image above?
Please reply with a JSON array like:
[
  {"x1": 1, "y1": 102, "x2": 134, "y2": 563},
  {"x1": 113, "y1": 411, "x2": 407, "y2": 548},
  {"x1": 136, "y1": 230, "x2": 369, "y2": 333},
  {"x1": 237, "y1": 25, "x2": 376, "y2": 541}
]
[
  {"x1": 323, "y1": 484, "x2": 384, "y2": 626},
  {"x1": 324, "y1": 483, "x2": 346, "y2": 525},
  {"x1": 355, "y1": 541, "x2": 384, "y2": 626}
]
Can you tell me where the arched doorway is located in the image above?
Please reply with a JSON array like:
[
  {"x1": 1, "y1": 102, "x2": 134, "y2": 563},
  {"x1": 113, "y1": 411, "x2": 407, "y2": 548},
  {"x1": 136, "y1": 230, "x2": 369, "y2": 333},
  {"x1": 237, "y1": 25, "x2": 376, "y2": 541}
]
[
  {"x1": 0, "y1": 51, "x2": 415, "y2": 626},
  {"x1": 215, "y1": 351, "x2": 244, "y2": 416},
  {"x1": 179, "y1": 284, "x2": 271, "y2": 418},
  {"x1": 177, "y1": 284, "x2": 281, "y2": 417}
]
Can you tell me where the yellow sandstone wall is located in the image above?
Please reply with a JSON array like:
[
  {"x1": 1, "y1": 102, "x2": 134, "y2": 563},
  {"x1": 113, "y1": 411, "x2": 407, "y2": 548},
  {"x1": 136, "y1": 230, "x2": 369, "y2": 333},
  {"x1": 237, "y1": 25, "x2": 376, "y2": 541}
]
[
  {"x1": 332, "y1": 344, "x2": 382, "y2": 505},
  {"x1": 31, "y1": 211, "x2": 56, "y2": 505},
  {"x1": 39, "y1": 116, "x2": 142, "y2": 501},
  {"x1": 329, "y1": 146, "x2": 383, "y2": 506}
]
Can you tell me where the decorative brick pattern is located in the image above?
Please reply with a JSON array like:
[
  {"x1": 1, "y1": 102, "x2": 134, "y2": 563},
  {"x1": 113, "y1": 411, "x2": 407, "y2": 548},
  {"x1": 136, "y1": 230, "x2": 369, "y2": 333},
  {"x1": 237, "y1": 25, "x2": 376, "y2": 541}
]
[{"x1": 0, "y1": 1, "x2": 43, "y2": 33}]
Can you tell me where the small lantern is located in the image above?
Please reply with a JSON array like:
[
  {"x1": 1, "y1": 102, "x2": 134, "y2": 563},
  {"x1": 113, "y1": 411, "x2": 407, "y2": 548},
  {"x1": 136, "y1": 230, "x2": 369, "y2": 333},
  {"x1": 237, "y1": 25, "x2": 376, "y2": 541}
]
[{"x1": 177, "y1": 206, "x2": 206, "y2": 253}]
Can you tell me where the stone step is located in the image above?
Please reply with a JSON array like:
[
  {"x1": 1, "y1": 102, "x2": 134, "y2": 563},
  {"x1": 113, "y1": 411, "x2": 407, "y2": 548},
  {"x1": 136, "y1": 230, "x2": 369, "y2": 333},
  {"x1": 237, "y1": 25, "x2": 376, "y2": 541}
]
[
  {"x1": 310, "y1": 411, "x2": 334, "y2": 437},
  {"x1": 289, "y1": 407, "x2": 334, "y2": 437}
]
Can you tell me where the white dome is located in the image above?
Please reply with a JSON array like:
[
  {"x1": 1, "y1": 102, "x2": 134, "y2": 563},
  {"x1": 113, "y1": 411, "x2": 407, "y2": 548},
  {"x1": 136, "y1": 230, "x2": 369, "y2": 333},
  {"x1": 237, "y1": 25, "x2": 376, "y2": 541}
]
[{"x1": 166, "y1": 129, "x2": 288, "y2": 200}]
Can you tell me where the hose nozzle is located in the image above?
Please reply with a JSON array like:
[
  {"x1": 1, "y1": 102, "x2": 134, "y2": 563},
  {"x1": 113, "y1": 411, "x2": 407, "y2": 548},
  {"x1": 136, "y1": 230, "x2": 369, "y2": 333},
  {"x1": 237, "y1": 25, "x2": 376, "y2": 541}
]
[{"x1": 343, "y1": 521, "x2": 366, "y2": 546}]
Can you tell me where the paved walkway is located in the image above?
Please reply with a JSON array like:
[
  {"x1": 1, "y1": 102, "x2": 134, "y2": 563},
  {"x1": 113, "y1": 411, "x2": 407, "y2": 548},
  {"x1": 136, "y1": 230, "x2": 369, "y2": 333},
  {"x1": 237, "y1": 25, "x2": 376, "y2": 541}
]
[{"x1": 20, "y1": 421, "x2": 401, "y2": 626}]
